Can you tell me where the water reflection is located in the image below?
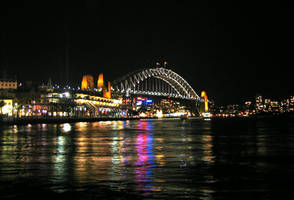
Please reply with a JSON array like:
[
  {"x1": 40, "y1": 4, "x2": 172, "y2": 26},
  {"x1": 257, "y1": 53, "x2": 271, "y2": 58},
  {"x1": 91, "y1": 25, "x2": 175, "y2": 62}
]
[
  {"x1": 201, "y1": 135, "x2": 215, "y2": 163},
  {"x1": 52, "y1": 135, "x2": 68, "y2": 190},
  {"x1": 135, "y1": 121, "x2": 156, "y2": 194},
  {"x1": 1, "y1": 118, "x2": 293, "y2": 199},
  {"x1": 75, "y1": 122, "x2": 88, "y2": 132},
  {"x1": 0, "y1": 119, "x2": 219, "y2": 199},
  {"x1": 61, "y1": 123, "x2": 71, "y2": 133},
  {"x1": 110, "y1": 131, "x2": 125, "y2": 182}
]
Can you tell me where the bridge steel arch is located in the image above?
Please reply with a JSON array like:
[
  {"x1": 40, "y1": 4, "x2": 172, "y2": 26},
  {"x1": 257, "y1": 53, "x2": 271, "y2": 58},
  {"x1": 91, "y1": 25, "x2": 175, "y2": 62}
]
[{"x1": 112, "y1": 67, "x2": 200, "y2": 100}]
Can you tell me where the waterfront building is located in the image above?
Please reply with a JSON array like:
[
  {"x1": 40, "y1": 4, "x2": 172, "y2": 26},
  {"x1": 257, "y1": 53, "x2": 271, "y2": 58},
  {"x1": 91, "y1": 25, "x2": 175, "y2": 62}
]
[
  {"x1": 264, "y1": 99, "x2": 271, "y2": 104},
  {"x1": 74, "y1": 92, "x2": 121, "y2": 117},
  {"x1": 244, "y1": 101, "x2": 252, "y2": 108},
  {"x1": 0, "y1": 79, "x2": 17, "y2": 90},
  {"x1": 270, "y1": 101, "x2": 280, "y2": 112},
  {"x1": 0, "y1": 99, "x2": 13, "y2": 116},
  {"x1": 263, "y1": 99, "x2": 271, "y2": 112},
  {"x1": 255, "y1": 95, "x2": 263, "y2": 112},
  {"x1": 38, "y1": 88, "x2": 121, "y2": 118}
]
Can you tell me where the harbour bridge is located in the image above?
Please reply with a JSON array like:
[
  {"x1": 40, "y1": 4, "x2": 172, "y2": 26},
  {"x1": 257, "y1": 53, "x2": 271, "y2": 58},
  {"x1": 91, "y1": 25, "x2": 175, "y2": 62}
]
[
  {"x1": 111, "y1": 67, "x2": 204, "y2": 115},
  {"x1": 112, "y1": 67, "x2": 200, "y2": 101}
]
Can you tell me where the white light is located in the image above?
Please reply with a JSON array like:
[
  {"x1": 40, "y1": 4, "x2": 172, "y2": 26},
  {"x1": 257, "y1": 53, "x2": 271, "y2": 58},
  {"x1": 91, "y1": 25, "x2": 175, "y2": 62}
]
[
  {"x1": 1, "y1": 104, "x2": 12, "y2": 115},
  {"x1": 62, "y1": 123, "x2": 71, "y2": 132},
  {"x1": 139, "y1": 113, "x2": 146, "y2": 117},
  {"x1": 202, "y1": 112, "x2": 211, "y2": 118},
  {"x1": 63, "y1": 92, "x2": 70, "y2": 98},
  {"x1": 113, "y1": 99, "x2": 120, "y2": 104},
  {"x1": 156, "y1": 110, "x2": 163, "y2": 118}
]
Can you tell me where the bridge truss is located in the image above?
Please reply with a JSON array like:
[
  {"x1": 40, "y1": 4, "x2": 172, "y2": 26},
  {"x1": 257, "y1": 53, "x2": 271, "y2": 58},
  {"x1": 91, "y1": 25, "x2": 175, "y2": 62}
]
[{"x1": 112, "y1": 67, "x2": 200, "y2": 101}]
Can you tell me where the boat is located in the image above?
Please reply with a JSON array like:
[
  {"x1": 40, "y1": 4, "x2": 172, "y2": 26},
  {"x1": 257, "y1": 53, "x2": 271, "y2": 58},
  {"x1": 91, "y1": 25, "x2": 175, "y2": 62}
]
[{"x1": 202, "y1": 112, "x2": 211, "y2": 120}]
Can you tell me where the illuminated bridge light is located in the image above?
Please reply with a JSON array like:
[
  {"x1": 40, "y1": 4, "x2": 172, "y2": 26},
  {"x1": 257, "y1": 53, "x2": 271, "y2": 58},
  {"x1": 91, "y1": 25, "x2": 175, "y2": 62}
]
[
  {"x1": 201, "y1": 91, "x2": 209, "y2": 112},
  {"x1": 111, "y1": 67, "x2": 200, "y2": 100}
]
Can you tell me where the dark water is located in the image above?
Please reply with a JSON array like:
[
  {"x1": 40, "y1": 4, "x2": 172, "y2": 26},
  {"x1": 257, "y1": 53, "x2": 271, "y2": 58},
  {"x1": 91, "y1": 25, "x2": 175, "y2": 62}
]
[{"x1": 1, "y1": 118, "x2": 294, "y2": 199}]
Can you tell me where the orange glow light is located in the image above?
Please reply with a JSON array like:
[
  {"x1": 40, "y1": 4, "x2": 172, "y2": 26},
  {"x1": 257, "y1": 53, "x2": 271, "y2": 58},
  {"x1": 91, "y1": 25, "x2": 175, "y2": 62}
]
[
  {"x1": 81, "y1": 75, "x2": 94, "y2": 90},
  {"x1": 201, "y1": 91, "x2": 209, "y2": 112},
  {"x1": 103, "y1": 81, "x2": 111, "y2": 99},
  {"x1": 97, "y1": 73, "x2": 104, "y2": 88}
]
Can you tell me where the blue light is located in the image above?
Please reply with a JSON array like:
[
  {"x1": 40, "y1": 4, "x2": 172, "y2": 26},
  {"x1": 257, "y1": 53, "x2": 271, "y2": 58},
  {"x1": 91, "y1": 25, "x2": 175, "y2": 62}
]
[{"x1": 146, "y1": 99, "x2": 152, "y2": 103}]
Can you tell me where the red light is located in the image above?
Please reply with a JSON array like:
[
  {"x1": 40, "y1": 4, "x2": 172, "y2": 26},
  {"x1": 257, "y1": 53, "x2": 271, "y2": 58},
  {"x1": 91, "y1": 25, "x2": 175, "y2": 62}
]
[{"x1": 137, "y1": 97, "x2": 146, "y2": 101}]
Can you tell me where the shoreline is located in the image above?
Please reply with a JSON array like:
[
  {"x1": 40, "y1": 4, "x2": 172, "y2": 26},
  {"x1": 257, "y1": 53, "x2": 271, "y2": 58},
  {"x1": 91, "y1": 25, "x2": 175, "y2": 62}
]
[
  {"x1": 0, "y1": 116, "x2": 206, "y2": 126},
  {"x1": 2, "y1": 114, "x2": 293, "y2": 126},
  {"x1": 0, "y1": 116, "x2": 159, "y2": 126}
]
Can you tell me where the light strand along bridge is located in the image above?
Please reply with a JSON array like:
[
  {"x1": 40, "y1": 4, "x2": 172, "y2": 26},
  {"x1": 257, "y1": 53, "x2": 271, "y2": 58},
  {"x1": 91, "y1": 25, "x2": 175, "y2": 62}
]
[
  {"x1": 112, "y1": 67, "x2": 201, "y2": 101},
  {"x1": 112, "y1": 67, "x2": 204, "y2": 115}
]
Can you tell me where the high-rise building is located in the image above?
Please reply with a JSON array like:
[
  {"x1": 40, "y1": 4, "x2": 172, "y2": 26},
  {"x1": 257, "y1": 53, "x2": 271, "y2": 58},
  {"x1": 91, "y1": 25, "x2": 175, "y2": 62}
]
[
  {"x1": 264, "y1": 99, "x2": 271, "y2": 104},
  {"x1": 256, "y1": 95, "x2": 262, "y2": 104},
  {"x1": 255, "y1": 95, "x2": 263, "y2": 111},
  {"x1": 290, "y1": 96, "x2": 294, "y2": 105}
]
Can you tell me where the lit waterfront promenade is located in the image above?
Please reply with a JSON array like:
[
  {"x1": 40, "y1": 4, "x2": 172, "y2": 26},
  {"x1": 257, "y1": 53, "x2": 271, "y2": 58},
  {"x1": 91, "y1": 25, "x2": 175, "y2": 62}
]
[{"x1": 0, "y1": 116, "x2": 160, "y2": 125}]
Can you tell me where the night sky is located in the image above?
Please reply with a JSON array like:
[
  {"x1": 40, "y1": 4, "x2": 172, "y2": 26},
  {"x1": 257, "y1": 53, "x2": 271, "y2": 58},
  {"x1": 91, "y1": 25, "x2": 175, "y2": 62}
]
[{"x1": 1, "y1": 1, "x2": 293, "y2": 105}]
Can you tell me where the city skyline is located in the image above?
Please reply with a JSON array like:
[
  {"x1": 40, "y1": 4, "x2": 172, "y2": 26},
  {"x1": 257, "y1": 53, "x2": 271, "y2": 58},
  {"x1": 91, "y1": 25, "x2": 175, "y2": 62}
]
[{"x1": 1, "y1": 1, "x2": 293, "y2": 105}]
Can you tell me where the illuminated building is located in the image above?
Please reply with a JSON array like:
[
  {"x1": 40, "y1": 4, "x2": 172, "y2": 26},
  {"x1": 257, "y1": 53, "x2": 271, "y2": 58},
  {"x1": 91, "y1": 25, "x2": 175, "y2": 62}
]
[
  {"x1": 255, "y1": 95, "x2": 263, "y2": 112},
  {"x1": 75, "y1": 92, "x2": 120, "y2": 117},
  {"x1": 213, "y1": 94, "x2": 294, "y2": 118},
  {"x1": 263, "y1": 99, "x2": 271, "y2": 112},
  {"x1": 0, "y1": 99, "x2": 13, "y2": 116},
  {"x1": 264, "y1": 99, "x2": 271, "y2": 104},
  {"x1": 290, "y1": 96, "x2": 294, "y2": 111},
  {"x1": 0, "y1": 79, "x2": 17, "y2": 90},
  {"x1": 81, "y1": 75, "x2": 94, "y2": 90},
  {"x1": 256, "y1": 95, "x2": 262, "y2": 104},
  {"x1": 75, "y1": 93, "x2": 120, "y2": 108},
  {"x1": 39, "y1": 89, "x2": 121, "y2": 117},
  {"x1": 134, "y1": 97, "x2": 154, "y2": 115},
  {"x1": 97, "y1": 73, "x2": 104, "y2": 89},
  {"x1": 271, "y1": 101, "x2": 279, "y2": 112},
  {"x1": 103, "y1": 81, "x2": 111, "y2": 99},
  {"x1": 245, "y1": 101, "x2": 252, "y2": 106},
  {"x1": 37, "y1": 91, "x2": 73, "y2": 117},
  {"x1": 152, "y1": 98, "x2": 190, "y2": 117}
]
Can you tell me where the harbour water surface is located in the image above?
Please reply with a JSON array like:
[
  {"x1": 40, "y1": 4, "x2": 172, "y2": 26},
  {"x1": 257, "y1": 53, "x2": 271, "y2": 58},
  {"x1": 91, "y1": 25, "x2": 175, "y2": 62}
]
[{"x1": 1, "y1": 118, "x2": 294, "y2": 199}]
